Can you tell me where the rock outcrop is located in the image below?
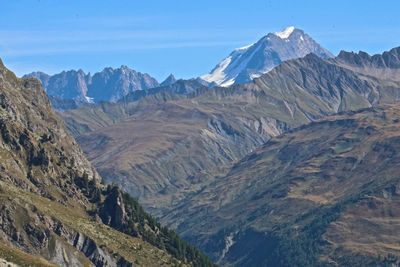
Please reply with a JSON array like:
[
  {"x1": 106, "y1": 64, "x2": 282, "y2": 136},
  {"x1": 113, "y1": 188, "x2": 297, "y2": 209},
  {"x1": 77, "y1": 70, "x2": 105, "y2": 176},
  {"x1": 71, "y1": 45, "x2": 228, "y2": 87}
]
[{"x1": 99, "y1": 186, "x2": 127, "y2": 229}]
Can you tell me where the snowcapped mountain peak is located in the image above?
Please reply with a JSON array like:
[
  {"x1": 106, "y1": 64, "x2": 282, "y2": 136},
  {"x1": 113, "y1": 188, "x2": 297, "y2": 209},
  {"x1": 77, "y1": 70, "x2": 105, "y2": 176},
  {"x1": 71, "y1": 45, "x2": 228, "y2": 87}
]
[
  {"x1": 274, "y1": 26, "x2": 296, "y2": 39},
  {"x1": 200, "y1": 27, "x2": 333, "y2": 87}
]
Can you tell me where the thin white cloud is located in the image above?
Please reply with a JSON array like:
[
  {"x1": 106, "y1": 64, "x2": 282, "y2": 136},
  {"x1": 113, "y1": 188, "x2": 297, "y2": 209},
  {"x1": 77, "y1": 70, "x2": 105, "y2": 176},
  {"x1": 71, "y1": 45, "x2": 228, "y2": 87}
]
[
  {"x1": 1, "y1": 40, "x2": 244, "y2": 57},
  {"x1": 51, "y1": 15, "x2": 163, "y2": 28},
  {"x1": 0, "y1": 27, "x2": 267, "y2": 58},
  {"x1": 2, "y1": 59, "x2": 59, "y2": 77},
  {"x1": 0, "y1": 28, "x2": 264, "y2": 45},
  {"x1": 311, "y1": 27, "x2": 400, "y2": 39}
]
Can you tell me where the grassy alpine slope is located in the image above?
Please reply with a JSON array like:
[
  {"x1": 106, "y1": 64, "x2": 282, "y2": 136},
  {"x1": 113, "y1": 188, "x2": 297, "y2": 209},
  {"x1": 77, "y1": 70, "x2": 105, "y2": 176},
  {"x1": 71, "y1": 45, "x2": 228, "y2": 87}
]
[{"x1": 166, "y1": 104, "x2": 400, "y2": 266}]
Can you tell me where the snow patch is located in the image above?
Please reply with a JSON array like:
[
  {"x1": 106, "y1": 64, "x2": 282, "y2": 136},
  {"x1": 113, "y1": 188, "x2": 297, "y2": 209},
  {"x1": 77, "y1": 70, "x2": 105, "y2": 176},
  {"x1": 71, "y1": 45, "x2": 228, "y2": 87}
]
[
  {"x1": 218, "y1": 232, "x2": 236, "y2": 263},
  {"x1": 201, "y1": 56, "x2": 232, "y2": 84},
  {"x1": 85, "y1": 96, "x2": 94, "y2": 103},
  {"x1": 250, "y1": 73, "x2": 261, "y2": 80},
  {"x1": 220, "y1": 78, "x2": 235, "y2": 87},
  {"x1": 201, "y1": 37, "x2": 264, "y2": 86},
  {"x1": 235, "y1": 42, "x2": 255, "y2": 51},
  {"x1": 274, "y1": 26, "x2": 295, "y2": 39}
]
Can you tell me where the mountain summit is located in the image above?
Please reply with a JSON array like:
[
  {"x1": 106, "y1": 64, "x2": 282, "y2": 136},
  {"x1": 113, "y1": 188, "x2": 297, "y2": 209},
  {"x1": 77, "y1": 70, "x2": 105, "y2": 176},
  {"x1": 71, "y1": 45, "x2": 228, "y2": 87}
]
[
  {"x1": 160, "y1": 74, "x2": 177, "y2": 86},
  {"x1": 200, "y1": 26, "x2": 334, "y2": 86}
]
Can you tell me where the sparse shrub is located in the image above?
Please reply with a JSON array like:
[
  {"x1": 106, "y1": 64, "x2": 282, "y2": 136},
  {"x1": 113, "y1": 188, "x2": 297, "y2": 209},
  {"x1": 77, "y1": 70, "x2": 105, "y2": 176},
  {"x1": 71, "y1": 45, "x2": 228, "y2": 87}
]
[
  {"x1": 30, "y1": 148, "x2": 49, "y2": 166},
  {"x1": 40, "y1": 133, "x2": 51, "y2": 142},
  {"x1": 0, "y1": 120, "x2": 11, "y2": 144}
]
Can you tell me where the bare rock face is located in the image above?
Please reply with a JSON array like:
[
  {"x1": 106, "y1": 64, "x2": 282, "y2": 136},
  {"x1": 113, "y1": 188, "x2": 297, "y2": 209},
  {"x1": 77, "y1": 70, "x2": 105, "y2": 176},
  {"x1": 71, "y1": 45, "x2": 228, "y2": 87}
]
[
  {"x1": 0, "y1": 199, "x2": 125, "y2": 267},
  {"x1": 24, "y1": 66, "x2": 159, "y2": 104},
  {"x1": 99, "y1": 186, "x2": 127, "y2": 229},
  {"x1": 87, "y1": 66, "x2": 159, "y2": 102},
  {"x1": 160, "y1": 74, "x2": 177, "y2": 87},
  {"x1": 23, "y1": 71, "x2": 51, "y2": 88},
  {"x1": 71, "y1": 233, "x2": 128, "y2": 267}
]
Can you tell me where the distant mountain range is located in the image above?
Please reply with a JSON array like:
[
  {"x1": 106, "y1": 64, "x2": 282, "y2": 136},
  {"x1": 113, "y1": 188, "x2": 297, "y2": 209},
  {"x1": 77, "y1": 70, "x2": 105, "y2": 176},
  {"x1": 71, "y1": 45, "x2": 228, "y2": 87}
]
[
  {"x1": 60, "y1": 46, "x2": 400, "y2": 265},
  {"x1": 200, "y1": 26, "x2": 333, "y2": 86},
  {"x1": 25, "y1": 27, "x2": 334, "y2": 109},
  {"x1": 24, "y1": 66, "x2": 168, "y2": 104}
]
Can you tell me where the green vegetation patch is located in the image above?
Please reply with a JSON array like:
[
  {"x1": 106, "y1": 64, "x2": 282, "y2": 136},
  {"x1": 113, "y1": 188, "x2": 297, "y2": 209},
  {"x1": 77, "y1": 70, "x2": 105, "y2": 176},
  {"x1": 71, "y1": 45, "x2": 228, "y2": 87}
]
[{"x1": 0, "y1": 242, "x2": 58, "y2": 267}]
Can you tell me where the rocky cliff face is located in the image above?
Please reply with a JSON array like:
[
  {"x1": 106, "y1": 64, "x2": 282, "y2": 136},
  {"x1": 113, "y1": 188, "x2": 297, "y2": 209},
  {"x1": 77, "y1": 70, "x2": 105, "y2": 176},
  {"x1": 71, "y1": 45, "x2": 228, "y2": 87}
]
[
  {"x1": 24, "y1": 71, "x2": 51, "y2": 88},
  {"x1": 0, "y1": 58, "x2": 215, "y2": 267},
  {"x1": 28, "y1": 69, "x2": 91, "y2": 102},
  {"x1": 87, "y1": 66, "x2": 159, "y2": 102},
  {"x1": 160, "y1": 74, "x2": 177, "y2": 87},
  {"x1": 99, "y1": 186, "x2": 128, "y2": 230},
  {"x1": 0, "y1": 196, "x2": 129, "y2": 267},
  {"x1": 24, "y1": 66, "x2": 159, "y2": 104}
]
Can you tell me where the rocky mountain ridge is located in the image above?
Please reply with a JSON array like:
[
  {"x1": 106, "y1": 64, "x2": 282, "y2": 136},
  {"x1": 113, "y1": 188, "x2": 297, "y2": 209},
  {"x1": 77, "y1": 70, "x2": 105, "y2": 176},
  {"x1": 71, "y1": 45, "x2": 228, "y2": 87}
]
[
  {"x1": 24, "y1": 66, "x2": 160, "y2": 104},
  {"x1": 118, "y1": 79, "x2": 204, "y2": 103},
  {"x1": 25, "y1": 27, "x2": 333, "y2": 110}
]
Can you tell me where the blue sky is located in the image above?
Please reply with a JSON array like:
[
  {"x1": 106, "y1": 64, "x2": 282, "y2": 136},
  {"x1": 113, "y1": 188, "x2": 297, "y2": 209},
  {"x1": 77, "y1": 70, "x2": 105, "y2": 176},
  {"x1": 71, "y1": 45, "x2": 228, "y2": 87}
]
[{"x1": 1, "y1": 0, "x2": 400, "y2": 81}]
